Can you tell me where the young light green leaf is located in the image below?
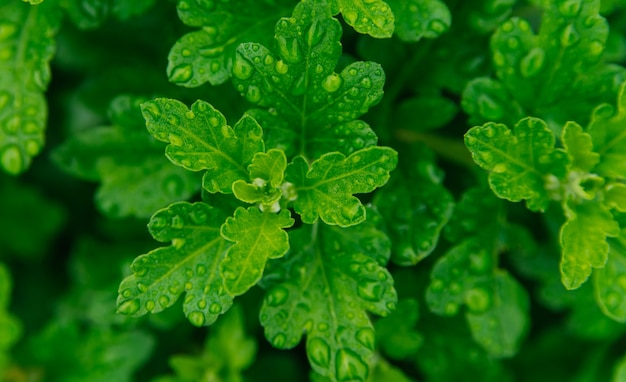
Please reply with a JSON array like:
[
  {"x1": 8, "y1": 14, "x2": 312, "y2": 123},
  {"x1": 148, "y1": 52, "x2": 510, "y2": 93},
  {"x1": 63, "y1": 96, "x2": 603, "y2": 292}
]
[
  {"x1": 604, "y1": 184, "x2": 626, "y2": 212},
  {"x1": 53, "y1": 96, "x2": 199, "y2": 218},
  {"x1": 562, "y1": 121, "x2": 600, "y2": 173},
  {"x1": 117, "y1": 202, "x2": 233, "y2": 327},
  {"x1": 463, "y1": 0, "x2": 626, "y2": 128},
  {"x1": 231, "y1": 0, "x2": 384, "y2": 158},
  {"x1": 260, "y1": 225, "x2": 396, "y2": 381},
  {"x1": 588, "y1": 82, "x2": 626, "y2": 178},
  {"x1": 465, "y1": 271, "x2": 530, "y2": 358},
  {"x1": 232, "y1": 149, "x2": 288, "y2": 207},
  {"x1": 613, "y1": 354, "x2": 626, "y2": 382},
  {"x1": 375, "y1": 299, "x2": 422, "y2": 360},
  {"x1": 153, "y1": 304, "x2": 256, "y2": 382},
  {"x1": 386, "y1": 0, "x2": 450, "y2": 42},
  {"x1": 286, "y1": 146, "x2": 398, "y2": 227},
  {"x1": 23, "y1": 0, "x2": 44, "y2": 4},
  {"x1": 168, "y1": 0, "x2": 293, "y2": 87},
  {"x1": 560, "y1": 200, "x2": 620, "y2": 290},
  {"x1": 593, "y1": 236, "x2": 626, "y2": 322},
  {"x1": 141, "y1": 98, "x2": 264, "y2": 193},
  {"x1": 465, "y1": 117, "x2": 569, "y2": 211},
  {"x1": 0, "y1": 263, "x2": 22, "y2": 373},
  {"x1": 0, "y1": 1, "x2": 60, "y2": 175},
  {"x1": 220, "y1": 207, "x2": 294, "y2": 296},
  {"x1": 335, "y1": 0, "x2": 395, "y2": 38},
  {"x1": 374, "y1": 145, "x2": 454, "y2": 265}
]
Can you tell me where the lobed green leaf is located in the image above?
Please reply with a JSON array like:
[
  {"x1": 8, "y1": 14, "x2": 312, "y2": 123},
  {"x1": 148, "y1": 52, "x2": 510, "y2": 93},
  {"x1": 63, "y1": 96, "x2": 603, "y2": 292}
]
[
  {"x1": 286, "y1": 146, "x2": 397, "y2": 227},
  {"x1": 117, "y1": 202, "x2": 233, "y2": 327},
  {"x1": 141, "y1": 98, "x2": 264, "y2": 194},
  {"x1": 335, "y1": 0, "x2": 395, "y2": 39},
  {"x1": 0, "y1": 263, "x2": 22, "y2": 373},
  {"x1": 231, "y1": 0, "x2": 384, "y2": 159},
  {"x1": 560, "y1": 200, "x2": 620, "y2": 290},
  {"x1": 220, "y1": 207, "x2": 294, "y2": 296},
  {"x1": 0, "y1": 1, "x2": 60, "y2": 175},
  {"x1": 465, "y1": 117, "x2": 569, "y2": 211},
  {"x1": 593, "y1": 235, "x2": 626, "y2": 322},
  {"x1": 168, "y1": 0, "x2": 294, "y2": 87},
  {"x1": 260, "y1": 224, "x2": 396, "y2": 381},
  {"x1": 386, "y1": 0, "x2": 450, "y2": 42}
]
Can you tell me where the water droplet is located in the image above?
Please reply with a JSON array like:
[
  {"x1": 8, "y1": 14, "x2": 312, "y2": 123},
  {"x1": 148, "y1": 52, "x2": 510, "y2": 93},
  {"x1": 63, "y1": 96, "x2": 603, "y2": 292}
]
[
  {"x1": 136, "y1": 282, "x2": 148, "y2": 293},
  {"x1": 618, "y1": 275, "x2": 626, "y2": 290},
  {"x1": 558, "y1": 0, "x2": 582, "y2": 17},
  {"x1": 209, "y1": 302, "x2": 222, "y2": 313},
  {"x1": 560, "y1": 24, "x2": 580, "y2": 47},
  {"x1": 343, "y1": 11, "x2": 358, "y2": 25},
  {"x1": 118, "y1": 299, "x2": 140, "y2": 315},
  {"x1": 197, "y1": 300, "x2": 207, "y2": 309},
  {"x1": 159, "y1": 295, "x2": 170, "y2": 307},
  {"x1": 188, "y1": 311, "x2": 206, "y2": 326},
  {"x1": 360, "y1": 77, "x2": 372, "y2": 89},
  {"x1": 465, "y1": 288, "x2": 491, "y2": 313},
  {"x1": 322, "y1": 73, "x2": 343, "y2": 93},
  {"x1": 366, "y1": 177, "x2": 375, "y2": 186},
  {"x1": 233, "y1": 51, "x2": 254, "y2": 80},
  {"x1": 0, "y1": 23, "x2": 17, "y2": 41},
  {"x1": 145, "y1": 300, "x2": 156, "y2": 312},
  {"x1": 501, "y1": 21, "x2": 514, "y2": 32},
  {"x1": 520, "y1": 47, "x2": 545, "y2": 78},
  {"x1": 355, "y1": 327, "x2": 375, "y2": 351},
  {"x1": 171, "y1": 214, "x2": 184, "y2": 229},
  {"x1": 357, "y1": 279, "x2": 384, "y2": 301},
  {"x1": 291, "y1": 74, "x2": 306, "y2": 96},
  {"x1": 353, "y1": 137, "x2": 365, "y2": 149},
  {"x1": 0, "y1": 47, "x2": 13, "y2": 61},
  {"x1": 276, "y1": 35, "x2": 300, "y2": 63},
  {"x1": 25, "y1": 140, "x2": 40, "y2": 156},
  {"x1": 272, "y1": 333, "x2": 287, "y2": 348},
  {"x1": 168, "y1": 133, "x2": 183, "y2": 146},
  {"x1": 429, "y1": 19, "x2": 447, "y2": 34},
  {"x1": 444, "y1": 302, "x2": 459, "y2": 315},
  {"x1": 199, "y1": 45, "x2": 224, "y2": 57},
  {"x1": 449, "y1": 282, "x2": 461, "y2": 294},
  {"x1": 307, "y1": 337, "x2": 331, "y2": 368},
  {"x1": 336, "y1": 349, "x2": 367, "y2": 382},
  {"x1": 588, "y1": 40, "x2": 604, "y2": 58},
  {"x1": 266, "y1": 286, "x2": 289, "y2": 307},
  {"x1": 307, "y1": 20, "x2": 326, "y2": 47},
  {"x1": 181, "y1": 49, "x2": 192, "y2": 57},
  {"x1": 246, "y1": 85, "x2": 261, "y2": 103},
  {"x1": 352, "y1": 155, "x2": 361, "y2": 163},
  {"x1": 169, "y1": 64, "x2": 193, "y2": 83},
  {"x1": 4, "y1": 116, "x2": 19, "y2": 133},
  {"x1": 507, "y1": 36, "x2": 520, "y2": 49},
  {"x1": 185, "y1": 282, "x2": 193, "y2": 290},
  {"x1": 196, "y1": 265, "x2": 207, "y2": 275},
  {"x1": 317, "y1": 322, "x2": 329, "y2": 331},
  {"x1": 275, "y1": 60, "x2": 289, "y2": 74},
  {"x1": 121, "y1": 289, "x2": 132, "y2": 298}
]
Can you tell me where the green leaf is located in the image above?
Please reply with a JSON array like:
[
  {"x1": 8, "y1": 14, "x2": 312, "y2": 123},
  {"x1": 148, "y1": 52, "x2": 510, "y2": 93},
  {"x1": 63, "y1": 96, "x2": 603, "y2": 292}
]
[
  {"x1": 168, "y1": 0, "x2": 293, "y2": 87},
  {"x1": 141, "y1": 98, "x2": 265, "y2": 194},
  {"x1": 31, "y1": 323, "x2": 154, "y2": 382},
  {"x1": 426, "y1": 236, "x2": 530, "y2": 357},
  {"x1": 560, "y1": 200, "x2": 620, "y2": 290},
  {"x1": 286, "y1": 146, "x2": 397, "y2": 226},
  {"x1": 231, "y1": 0, "x2": 385, "y2": 159},
  {"x1": 117, "y1": 202, "x2": 233, "y2": 327},
  {"x1": 53, "y1": 95, "x2": 199, "y2": 218},
  {"x1": 153, "y1": 304, "x2": 256, "y2": 382},
  {"x1": 375, "y1": 299, "x2": 422, "y2": 360},
  {"x1": 613, "y1": 354, "x2": 626, "y2": 382},
  {"x1": 463, "y1": 0, "x2": 626, "y2": 128},
  {"x1": 386, "y1": 0, "x2": 450, "y2": 42},
  {"x1": 220, "y1": 207, "x2": 294, "y2": 296},
  {"x1": 465, "y1": 271, "x2": 530, "y2": 358},
  {"x1": 593, "y1": 235, "x2": 626, "y2": 322},
  {"x1": 367, "y1": 356, "x2": 414, "y2": 382},
  {"x1": 260, "y1": 224, "x2": 396, "y2": 381},
  {"x1": 562, "y1": 121, "x2": 600, "y2": 173},
  {"x1": 335, "y1": 0, "x2": 395, "y2": 38},
  {"x1": 394, "y1": 96, "x2": 458, "y2": 132},
  {"x1": 465, "y1": 117, "x2": 569, "y2": 211},
  {"x1": 588, "y1": 82, "x2": 626, "y2": 178},
  {"x1": 232, "y1": 149, "x2": 288, "y2": 209},
  {"x1": 0, "y1": 1, "x2": 60, "y2": 174},
  {"x1": 0, "y1": 263, "x2": 22, "y2": 373},
  {"x1": 604, "y1": 184, "x2": 626, "y2": 212},
  {"x1": 374, "y1": 145, "x2": 454, "y2": 265}
]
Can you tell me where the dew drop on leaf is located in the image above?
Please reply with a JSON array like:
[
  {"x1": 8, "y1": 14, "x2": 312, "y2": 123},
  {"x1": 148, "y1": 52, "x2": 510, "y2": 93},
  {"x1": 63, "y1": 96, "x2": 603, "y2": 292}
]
[
  {"x1": 465, "y1": 287, "x2": 491, "y2": 313},
  {"x1": 159, "y1": 295, "x2": 170, "y2": 308},
  {"x1": 276, "y1": 35, "x2": 301, "y2": 63},
  {"x1": 233, "y1": 51, "x2": 254, "y2": 80},
  {"x1": 445, "y1": 302, "x2": 459, "y2": 315},
  {"x1": 169, "y1": 63, "x2": 193, "y2": 83},
  {"x1": 428, "y1": 19, "x2": 447, "y2": 34},
  {"x1": 336, "y1": 349, "x2": 367, "y2": 382},
  {"x1": 272, "y1": 333, "x2": 287, "y2": 348},
  {"x1": 0, "y1": 23, "x2": 17, "y2": 41},
  {"x1": 605, "y1": 292, "x2": 623, "y2": 310},
  {"x1": 246, "y1": 85, "x2": 262, "y2": 103},
  {"x1": 188, "y1": 311, "x2": 206, "y2": 326},
  {"x1": 1, "y1": 146, "x2": 22, "y2": 174},
  {"x1": 145, "y1": 300, "x2": 156, "y2": 312},
  {"x1": 520, "y1": 48, "x2": 545, "y2": 78},
  {"x1": 307, "y1": 337, "x2": 331, "y2": 368},
  {"x1": 357, "y1": 279, "x2": 384, "y2": 301},
  {"x1": 343, "y1": 11, "x2": 358, "y2": 25},
  {"x1": 560, "y1": 24, "x2": 580, "y2": 47},
  {"x1": 118, "y1": 299, "x2": 140, "y2": 315},
  {"x1": 558, "y1": 0, "x2": 582, "y2": 17},
  {"x1": 266, "y1": 286, "x2": 289, "y2": 307},
  {"x1": 355, "y1": 327, "x2": 375, "y2": 351},
  {"x1": 275, "y1": 59, "x2": 289, "y2": 74}
]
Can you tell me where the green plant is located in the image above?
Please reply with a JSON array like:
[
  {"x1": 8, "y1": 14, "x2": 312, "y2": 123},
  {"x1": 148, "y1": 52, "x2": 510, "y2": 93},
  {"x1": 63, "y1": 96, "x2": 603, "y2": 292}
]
[{"x1": 3, "y1": 0, "x2": 626, "y2": 381}]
